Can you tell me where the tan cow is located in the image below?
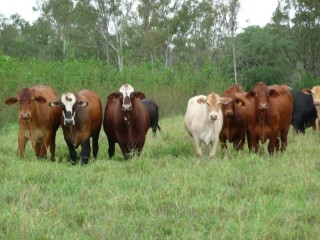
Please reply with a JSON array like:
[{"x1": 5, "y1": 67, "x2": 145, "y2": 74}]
[
  {"x1": 5, "y1": 85, "x2": 61, "y2": 159},
  {"x1": 303, "y1": 86, "x2": 320, "y2": 130},
  {"x1": 184, "y1": 92, "x2": 228, "y2": 158}
]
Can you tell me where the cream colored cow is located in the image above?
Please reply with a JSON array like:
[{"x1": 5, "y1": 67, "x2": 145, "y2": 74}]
[{"x1": 184, "y1": 92, "x2": 228, "y2": 158}]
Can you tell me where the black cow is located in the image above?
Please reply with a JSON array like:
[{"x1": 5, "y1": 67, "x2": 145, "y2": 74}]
[
  {"x1": 291, "y1": 90, "x2": 317, "y2": 134},
  {"x1": 140, "y1": 99, "x2": 161, "y2": 135}
]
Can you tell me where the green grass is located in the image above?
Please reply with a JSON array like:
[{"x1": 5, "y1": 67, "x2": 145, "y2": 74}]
[{"x1": 0, "y1": 115, "x2": 320, "y2": 239}]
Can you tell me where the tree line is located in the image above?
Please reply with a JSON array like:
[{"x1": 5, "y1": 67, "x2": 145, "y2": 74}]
[{"x1": 0, "y1": 0, "x2": 320, "y2": 90}]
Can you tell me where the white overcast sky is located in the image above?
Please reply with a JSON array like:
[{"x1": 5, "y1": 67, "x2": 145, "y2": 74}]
[{"x1": 0, "y1": 0, "x2": 278, "y2": 29}]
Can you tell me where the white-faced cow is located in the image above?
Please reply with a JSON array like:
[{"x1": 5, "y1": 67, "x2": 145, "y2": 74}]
[
  {"x1": 184, "y1": 92, "x2": 228, "y2": 158},
  {"x1": 5, "y1": 85, "x2": 61, "y2": 159},
  {"x1": 103, "y1": 84, "x2": 150, "y2": 159},
  {"x1": 49, "y1": 90, "x2": 102, "y2": 165}
]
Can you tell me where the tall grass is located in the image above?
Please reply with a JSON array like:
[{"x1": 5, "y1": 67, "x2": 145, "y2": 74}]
[
  {"x1": 0, "y1": 116, "x2": 319, "y2": 239},
  {"x1": 0, "y1": 58, "x2": 232, "y2": 126}
]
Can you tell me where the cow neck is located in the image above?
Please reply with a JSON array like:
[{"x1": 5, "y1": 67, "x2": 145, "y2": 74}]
[
  {"x1": 258, "y1": 110, "x2": 267, "y2": 142},
  {"x1": 67, "y1": 124, "x2": 79, "y2": 147}
]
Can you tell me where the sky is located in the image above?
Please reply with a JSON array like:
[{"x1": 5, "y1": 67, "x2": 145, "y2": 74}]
[{"x1": 0, "y1": 0, "x2": 279, "y2": 28}]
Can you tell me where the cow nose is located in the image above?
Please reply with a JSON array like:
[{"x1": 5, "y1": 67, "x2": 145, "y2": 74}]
[
  {"x1": 122, "y1": 104, "x2": 131, "y2": 111},
  {"x1": 225, "y1": 109, "x2": 233, "y2": 116},
  {"x1": 314, "y1": 101, "x2": 320, "y2": 106},
  {"x1": 64, "y1": 119, "x2": 74, "y2": 125},
  {"x1": 259, "y1": 103, "x2": 268, "y2": 110},
  {"x1": 20, "y1": 112, "x2": 31, "y2": 120},
  {"x1": 209, "y1": 113, "x2": 218, "y2": 121}
]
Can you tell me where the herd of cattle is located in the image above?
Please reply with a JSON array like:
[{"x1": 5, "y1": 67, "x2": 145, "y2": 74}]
[{"x1": 4, "y1": 82, "x2": 320, "y2": 164}]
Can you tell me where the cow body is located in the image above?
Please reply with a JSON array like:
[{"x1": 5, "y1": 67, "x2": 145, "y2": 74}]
[
  {"x1": 302, "y1": 86, "x2": 320, "y2": 131},
  {"x1": 5, "y1": 85, "x2": 61, "y2": 159},
  {"x1": 236, "y1": 83, "x2": 293, "y2": 154},
  {"x1": 50, "y1": 90, "x2": 102, "y2": 165},
  {"x1": 291, "y1": 90, "x2": 317, "y2": 134},
  {"x1": 140, "y1": 99, "x2": 161, "y2": 135},
  {"x1": 103, "y1": 84, "x2": 150, "y2": 159},
  {"x1": 184, "y1": 92, "x2": 226, "y2": 158},
  {"x1": 220, "y1": 85, "x2": 247, "y2": 151}
]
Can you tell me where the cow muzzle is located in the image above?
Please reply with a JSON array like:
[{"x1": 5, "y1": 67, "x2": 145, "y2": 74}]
[
  {"x1": 122, "y1": 104, "x2": 132, "y2": 111},
  {"x1": 259, "y1": 103, "x2": 268, "y2": 110},
  {"x1": 20, "y1": 112, "x2": 31, "y2": 120},
  {"x1": 209, "y1": 113, "x2": 218, "y2": 121},
  {"x1": 314, "y1": 100, "x2": 320, "y2": 106},
  {"x1": 225, "y1": 109, "x2": 233, "y2": 116},
  {"x1": 64, "y1": 119, "x2": 75, "y2": 126}
]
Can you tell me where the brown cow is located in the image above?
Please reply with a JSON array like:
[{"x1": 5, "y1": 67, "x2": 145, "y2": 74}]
[
  {"x1": 103, "y1": 84, "x2": 150, "y2": 159},
  {"x1": 49, "y1": 90, "x2": 102, "y2": 165},
  {"x1": 219, "y1": 85, "x2": 247, "y2": 151},
  {"x1": 235, "y1": 82, "x2": 293, "y2": 154},
  {"x1": 5, "y1": 85, "x2": 61, "y2": 159}
]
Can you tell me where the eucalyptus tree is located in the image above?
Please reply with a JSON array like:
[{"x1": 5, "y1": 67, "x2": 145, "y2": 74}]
[
  {"x1": 273, "y1": 0, "x2": 320, "y2": 80},
  {"x1": 38, "y1": 0, "x2": 74, "y2": 59}
]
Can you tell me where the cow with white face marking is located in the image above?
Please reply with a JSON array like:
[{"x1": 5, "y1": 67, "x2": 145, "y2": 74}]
[
  {"x1": 50, "y1": 90, "x2": 102, "y2": 165},
  {"x1": 103, "y1": 84, "x2": 150, "y2": 159}
]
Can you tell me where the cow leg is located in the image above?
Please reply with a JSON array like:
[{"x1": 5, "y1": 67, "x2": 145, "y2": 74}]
[
  {"x1": 209, "y1": 138, "x2": 219, "y2": 158},
  {"x1": 136, "y1": 136, "x2": 147, "y2": 156},
  {"x1": 67, "y1": 142, "x2": 78, "y2": 164},
  {"x1": 92, "y1": 132, "x2": 100, "y2": 159},
  {"x1": 118, "y1": 143, "x2": 130, "y2": 160},
  {"x1": 219, "y1": 135, "x2": 228, "y2": 152},
  {"x1": 268, "y1": 134, "x2": 277, "y2": 155},
  {"x1": 34, "y1": 141, "x2": 43, "y2": 157},
  {"x1": 80, "y1": 139, "x2": 91, "y2": 165},
  {"x1": 193, "y1": 136, "x2": 202, "y2": 157},
  {"x1": 280, "y1": 128, "x2": 289, "y2": 151},
  {"x1": 107, "y1": 136, "x2": 116, "y2": 159},
  {"x1": 47, "y1": 130, "x2": 57, "y2": 160},
  {"x1": 38, "y1": 140, "x2": 48, "y2": 158},
  {"x1": 18, "y1": 134, "x2": 28, "y2": 157}
]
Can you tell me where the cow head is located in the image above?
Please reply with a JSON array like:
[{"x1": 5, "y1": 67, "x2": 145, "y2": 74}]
[
  {"x1": 197, "y1": 92, "x2": 227, "y2": 121},
  {"x1": 303, "y1": 86, "x2": 320, "y2": 106},
  {"x1": 5, "y1": 88, "x2": 47, "y2": 120},
  {"x1": 220, "y1": 97, "x2": 234, "y2": 117},
  {"x1": 49, "y1": 93, "x2": 88, "y2": 125},
  {"x1": 119, "y1": 84, "x2": 135, "y2": 111},
  {"x1": 245, "y1": 82, "x2": 279, "y2": 111}
]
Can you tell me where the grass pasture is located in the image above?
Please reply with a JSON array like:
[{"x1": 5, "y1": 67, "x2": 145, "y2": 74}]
[{"x1": 0, "y1": 115, "x2": 320, "y2": 239}]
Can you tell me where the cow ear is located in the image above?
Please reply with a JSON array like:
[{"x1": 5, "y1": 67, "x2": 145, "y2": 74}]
[
  {"x1": 220, "y1": 97, "x2": 232, "y2": 105},
  {"x1": 108, "y1": 92, "x2": 121, "y2": 101},
  {"x1": 245, "y1": 91, "x2": 255, "y2": 99},
  {"x1": 5, "y1": 97, "x2": 18, "y2": 106},
  {"x1": 235, "y1": 98, "x2": 246, "y2": 106},
  {"x1": 132, "y1": 92, "x2": 146, "y2": 100},
  {"x1": 197, "y1": 97, "x2": 206, "y2": 104},
  {"x1": 35, "y1": 95, "x2": 47, "y2": 104},
  {"x1": 302, "y1": 88, "x2": 312, "y2": 95},
  {"x1": 269, "y1": 89, "x2": 280, "y2": 98},
  {"x1": 77, "y1": 101, "x2": 88, "y2": 108},
  {"x1": 49, "y1": 100, "x2": 61, "y2": 108}
]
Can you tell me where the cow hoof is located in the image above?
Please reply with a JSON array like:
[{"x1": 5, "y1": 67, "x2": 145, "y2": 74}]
[{"x1": 71, "y1": 160, "x2": 77, "y2": 165}]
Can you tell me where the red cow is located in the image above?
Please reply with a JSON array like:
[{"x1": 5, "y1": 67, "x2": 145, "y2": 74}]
[
  {"x1": 103, "y1": 84, "x2": 150, "y2": 159},
  {"x1": 49, "y1": 90, "x2": 102, "y2": 165},
  {"x1": 219, "y1": 85, "x2": 247, "y2": 151},
  {"x1": 5, "y1": 85, "x2": 61, "y2": 159},
  {"x1": 235, "y1": 82, "x2": 293, "y2": 154}
]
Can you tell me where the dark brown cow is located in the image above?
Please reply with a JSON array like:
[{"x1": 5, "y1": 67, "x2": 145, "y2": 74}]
[
  {"x1": 219, "y1": 85, "x2": 247, "y2": 151},
  {"x1": 5, "y1": 85, "x2": 61, "y2": 159},
  {"x1": 49, "y1": 90, "x2": 102, "y2": 165},
  {"x1": 103, "y1": 84, "x2": 150, "y2": 159},
  {"x1": 235, "y1": 82, "x2": 293, "y2": 154}
]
